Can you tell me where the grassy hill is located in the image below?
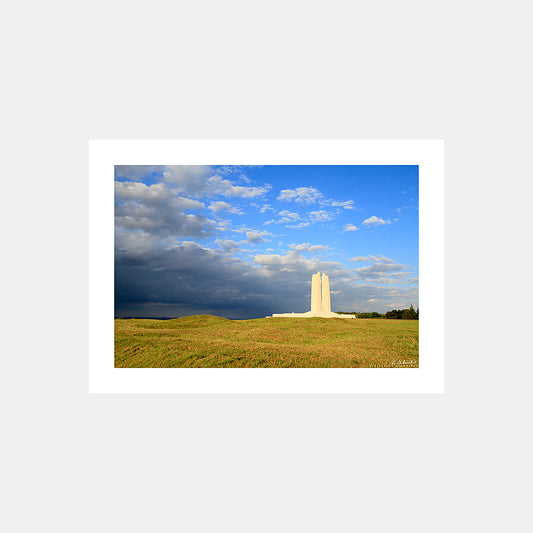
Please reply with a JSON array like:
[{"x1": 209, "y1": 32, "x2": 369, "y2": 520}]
[{"x1": 115, "y1": 315, "x2": 419, "y2": 368}]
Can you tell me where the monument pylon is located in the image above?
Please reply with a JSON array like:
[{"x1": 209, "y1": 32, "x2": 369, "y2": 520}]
[
  {"x1": 268, "y1": 270, "x2": 355, "y2": 318},
  {"x1": 321, "y1": 272, "x2": 331, "y2": 313},
  {"x1": 311, "y1": 271, "x2": 322, "y2": 312}
]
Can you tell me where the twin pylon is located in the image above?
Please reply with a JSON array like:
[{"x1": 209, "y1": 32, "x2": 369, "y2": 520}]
[
  {"x1": 311, "y1": 271, "x2": 331, "y2": 313},
  {"x1": 267, "y1": 270, "x2": 355, "y2": 318}
]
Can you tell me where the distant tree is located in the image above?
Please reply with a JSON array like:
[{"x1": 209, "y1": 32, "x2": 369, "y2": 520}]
[
  {"x1": 409, "y1": 304, "x2": 417, "y2": 319},
  {"x1": 355, "y1": 312, "x2": 384, "y2": 318},
  {"x1": 385, "y1": 309, "x2": 401, "y2": 319},
  {"x1": 401, "y1": 305, "x2": 418, "y2": 320},
  {"x1": 385, "y1": 307, "x2": 418, "y2": 319}
]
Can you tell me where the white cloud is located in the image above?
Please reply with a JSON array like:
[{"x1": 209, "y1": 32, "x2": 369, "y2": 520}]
[
  {"x1": 278, "y1": 210, "x2": 300, "y2": 222},
  {"x1": 278, "y1": 186, "x2": 322, "y2": 204},
  {"x1": 161, "y1": 166, "x2": 271, "y2": 199},
  {"x1": 246, "y1": 231, "x2": 269, "y2": 244},
  {"x1": 254, "y1": 250, "x2": 301, "y2": 267},
  {"x1": 309, "y1": 210, "x2": 334, "y2": 222},
  {"x1": 278, "y1": 210, "x2": 299, "y2": 218},
  {"x1": 286, "y1": 222, "x2": 311, "y2": 229},
  {"x1": 115, "y1": 165, "x2": 164, "y2": 181},
  {"x1": 216, "y1": 230, "x2": 270, "y2": 249},
  {"x1": 253, "y1": 250, "x2": 325, "y2": 272},
  {"x1": 289, "y1": 243, "x2": 329, "y2": 253},
  {"x1": 207, "y1": 175, "x2": 271, "y2": 198},
  {"x1": 322, "y1": 199, "x2": 355, "y2": 210},
  {"x1": 252, "y1": 251, "x2": 353, "y2": 290},
  {"x1": 264, "y1": 210, "x2": 302, "y2": 226},
  {"x1": 353, "y1": 262, "x2": 409, "y2": 280},
  {"x1": 115, "y1": 181, "x2": 204, "y2": 210},
  {"x1": 278, "y1": 186, "x2": 356, "y2": 212},
  {"x1": 208, "y1": 201, "x2": 244, "y2": 215},
  {"x1": 215, "y1": 239, "x2": 242, "y2": 253},
  {"x1": 162, "y1": 165, "x2": 214, "y2": 196},
  {"x1": 362, "y1": 216, "x2": 391, "y2": 227},
  {"x1": 214, "y1": 166, "x2": 252, "y2": 183},
  {"x1": 343, "y1": 224, "x2": 358, "y2": 232},
  {"x1": 115, "y1": 181, "x2": 216, "y2": 238},
  {"x1": 350, "y1": 255, "x2": 396, "y2": 263},
  {"x1": 232, "y1": 226, "x2": 271, "y2": 235}
]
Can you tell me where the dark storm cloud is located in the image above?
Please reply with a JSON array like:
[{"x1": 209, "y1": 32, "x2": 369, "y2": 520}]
[
  {"x1": 115, "y1": 239, "x2": 418, "y2": 318},
  {"x1": 115, "y1": 229, "x2": 160, "y2": 266},
  {"x1": 116, "y1": 240, "x2": 285, "y2": 318},
  {"x1": 116, "y1": 240, "x2": 341, "y2": 318}
]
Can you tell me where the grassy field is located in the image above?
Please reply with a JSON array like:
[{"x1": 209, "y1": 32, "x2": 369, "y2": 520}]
[{"x1": 115, "y1": 315, "x2": 419, "y2": 368}]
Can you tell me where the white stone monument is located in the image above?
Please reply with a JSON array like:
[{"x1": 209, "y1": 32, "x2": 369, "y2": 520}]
[
  {"x1": 311, "y1": 271, "x2": 322, "y2": 312},
  {"x1": 321, "y1": 272, "x2": 331, "y2": 313},
  {"x1": 268, "y1": 271, "x2": 356, "y2": 318}
]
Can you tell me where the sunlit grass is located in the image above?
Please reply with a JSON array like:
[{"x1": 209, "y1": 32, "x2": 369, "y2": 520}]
[{"x1": 114, "y1": 315, "x2": 419, "y2": 368}]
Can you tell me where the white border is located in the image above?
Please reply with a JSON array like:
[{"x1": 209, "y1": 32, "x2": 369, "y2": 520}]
[{"x1": 89, "y1": 140, "x2": 444, "y2": 393}]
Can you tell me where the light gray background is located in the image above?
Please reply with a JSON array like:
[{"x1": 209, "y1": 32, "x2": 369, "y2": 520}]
[{"x1": 2, "y1": 1, "x2": 531, "y2": 532}]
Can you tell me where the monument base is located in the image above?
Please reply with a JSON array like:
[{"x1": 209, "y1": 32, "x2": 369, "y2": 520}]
[{"x1": 267, "y1": 311, "x2": 356, "y2": 319}]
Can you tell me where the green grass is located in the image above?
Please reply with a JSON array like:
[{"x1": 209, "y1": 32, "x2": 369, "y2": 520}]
[{"x1": 115, "y1": 315, "x2": 419, "y2": 368}]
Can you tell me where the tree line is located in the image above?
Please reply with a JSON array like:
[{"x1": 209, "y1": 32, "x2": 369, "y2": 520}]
[{"x1": 337, "y1": 305, "x2": 419, "y2": 320}]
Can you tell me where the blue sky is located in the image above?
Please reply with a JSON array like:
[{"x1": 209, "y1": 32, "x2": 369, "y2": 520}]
[{"x1": 115, "y1": 165, "x2": 418, "y2": 318}]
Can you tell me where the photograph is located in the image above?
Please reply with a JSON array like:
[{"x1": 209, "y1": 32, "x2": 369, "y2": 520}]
[
  {"x1": 5, "y1": 2, "x2": 530, "y2": 531},
  {"x1": 114, "y1": 164, "x2": 419, "y2": 368}
]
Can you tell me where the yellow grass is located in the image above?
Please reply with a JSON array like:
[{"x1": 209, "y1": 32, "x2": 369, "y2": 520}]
[{"x1": 115, "y1": 315, "x2": 419, "y2": 368}]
